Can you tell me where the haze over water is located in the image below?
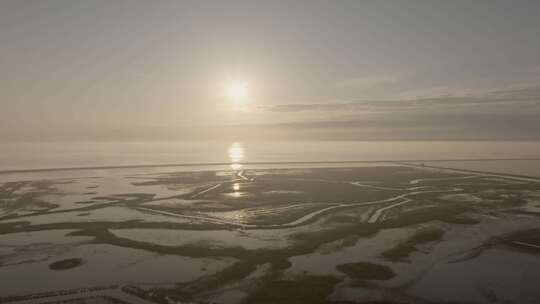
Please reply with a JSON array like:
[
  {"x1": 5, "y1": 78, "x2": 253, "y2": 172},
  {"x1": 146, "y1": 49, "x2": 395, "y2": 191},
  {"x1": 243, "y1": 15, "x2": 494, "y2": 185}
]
[{"x1": 2, "y1": 140, "x2": 540, "y2": 177}]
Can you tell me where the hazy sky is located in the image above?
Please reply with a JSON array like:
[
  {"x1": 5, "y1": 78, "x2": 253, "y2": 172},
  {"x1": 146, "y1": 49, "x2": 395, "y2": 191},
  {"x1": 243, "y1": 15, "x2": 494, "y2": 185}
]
[{"x1": 1, "y1": 0, "x2": 540, "y2": 141}]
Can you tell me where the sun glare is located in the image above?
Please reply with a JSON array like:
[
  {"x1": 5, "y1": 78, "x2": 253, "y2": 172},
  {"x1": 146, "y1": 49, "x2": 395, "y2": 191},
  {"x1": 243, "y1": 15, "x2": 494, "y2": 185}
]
[{"x1": 225, "y1": 82, "x2": 249, "y2": 103}]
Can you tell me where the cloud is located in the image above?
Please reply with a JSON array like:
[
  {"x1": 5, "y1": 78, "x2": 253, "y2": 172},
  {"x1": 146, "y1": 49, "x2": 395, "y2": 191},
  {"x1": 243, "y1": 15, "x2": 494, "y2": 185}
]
[
  {"x1": 244, "y1": 112, "x2": 540, "y2": 140},
  {"x1": 248, "y1": 83, "x2": 540, "y2": 140},
  {"x1": 265, "y1": 84, "x2": 540, "y2": 113}
]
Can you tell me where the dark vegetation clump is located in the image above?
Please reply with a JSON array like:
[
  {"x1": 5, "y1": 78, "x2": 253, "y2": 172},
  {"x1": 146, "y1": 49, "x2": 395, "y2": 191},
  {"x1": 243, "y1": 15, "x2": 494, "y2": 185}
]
[
  {"x1": 442, "y1": 215, "x2": 480, "y2": 225},
  {"x1": 381, "y1": 244, "x2": 417, "y2": 262},
  {"x1": 336, "y1": 262, "x2": 395, "y2": 280},
  {"x1": 381, "y1": 227, "x2": 444, "y2": 262},
  {"x1": 291, "y1": 223, "x2": 378, "y2": 242},
  {"x1": 409, "y1": 227, "x2": 445, "y2": 243},
  {"x1": 244, "y1": 275, "x2": 340, "y2": 304},
  {"x1": 49, "y1": 258, "x2": 85, "y2": 270},
  {"x1": 270, "y1": 259, "x2": 292, "y2": 271},
  {"x1": 505, "y1": 228, "x2": 540, "y2": 245}
]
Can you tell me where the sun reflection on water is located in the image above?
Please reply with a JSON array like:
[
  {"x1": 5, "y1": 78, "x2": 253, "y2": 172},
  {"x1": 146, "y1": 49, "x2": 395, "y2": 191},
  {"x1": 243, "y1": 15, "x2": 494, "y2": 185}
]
[
  {"x1": 228, "y1": 182, "x2": 241, "y2": 198},
  {"x1": 228, "y1": 142, "x2": 244, "y2": 170}
]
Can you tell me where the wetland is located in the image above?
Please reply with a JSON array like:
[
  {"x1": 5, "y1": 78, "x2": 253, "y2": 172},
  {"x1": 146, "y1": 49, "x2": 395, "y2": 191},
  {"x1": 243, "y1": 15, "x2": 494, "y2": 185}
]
[{"x1": 1, "y1": 164, "x2": 540, "y2": 303}]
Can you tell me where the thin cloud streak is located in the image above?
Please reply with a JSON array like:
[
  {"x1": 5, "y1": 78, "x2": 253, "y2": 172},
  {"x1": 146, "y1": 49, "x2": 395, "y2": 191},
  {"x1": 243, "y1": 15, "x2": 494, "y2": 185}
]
[{"x1": 265, "y1": 84, "x2": 540, "y2": 112}]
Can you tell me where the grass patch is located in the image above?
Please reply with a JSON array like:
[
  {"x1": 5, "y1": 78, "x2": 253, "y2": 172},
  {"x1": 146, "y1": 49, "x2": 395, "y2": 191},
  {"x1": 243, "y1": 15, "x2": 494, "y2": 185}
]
[{"x1": 336, "y1": 262, "x2": 395, "y2": 280}]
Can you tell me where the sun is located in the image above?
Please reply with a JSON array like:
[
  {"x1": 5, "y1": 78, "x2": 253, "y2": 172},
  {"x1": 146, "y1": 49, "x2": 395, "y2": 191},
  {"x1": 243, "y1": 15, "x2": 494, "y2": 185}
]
[{"x1": 224, "y1": 82, "x2": 249, "y2": 103}]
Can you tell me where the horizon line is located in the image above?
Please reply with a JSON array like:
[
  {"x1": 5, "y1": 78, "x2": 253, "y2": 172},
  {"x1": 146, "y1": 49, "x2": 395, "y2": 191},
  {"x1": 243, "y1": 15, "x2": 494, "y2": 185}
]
[{"x1": 2, "y1": 157, "x2": 540, "y2": 175}]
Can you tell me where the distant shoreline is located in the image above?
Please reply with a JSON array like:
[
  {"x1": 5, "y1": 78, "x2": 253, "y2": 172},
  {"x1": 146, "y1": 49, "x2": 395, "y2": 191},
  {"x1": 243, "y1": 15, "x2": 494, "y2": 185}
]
[{"x1": 1, "y1": 158, "x2": 540, "y2": 175}]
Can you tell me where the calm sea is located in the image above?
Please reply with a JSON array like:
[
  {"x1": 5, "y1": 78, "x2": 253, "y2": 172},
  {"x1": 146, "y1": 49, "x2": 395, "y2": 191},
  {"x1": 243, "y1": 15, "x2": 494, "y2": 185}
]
[{"x1": 1, "y1": 141, "x2": 540, "y2": 177}]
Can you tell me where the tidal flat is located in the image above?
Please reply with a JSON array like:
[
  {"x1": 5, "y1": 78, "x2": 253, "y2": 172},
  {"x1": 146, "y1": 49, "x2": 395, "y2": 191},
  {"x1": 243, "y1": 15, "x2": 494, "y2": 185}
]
[{"x1": 1, "y1": 164, "x2": 540, "y2": 304}]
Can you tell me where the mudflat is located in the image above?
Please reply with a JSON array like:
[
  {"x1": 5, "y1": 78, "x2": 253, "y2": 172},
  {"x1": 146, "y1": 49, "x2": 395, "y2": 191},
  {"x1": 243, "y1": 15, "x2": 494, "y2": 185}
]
[{"x1": 1, "y1": 165, "x2": 540, "y2": 303}]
